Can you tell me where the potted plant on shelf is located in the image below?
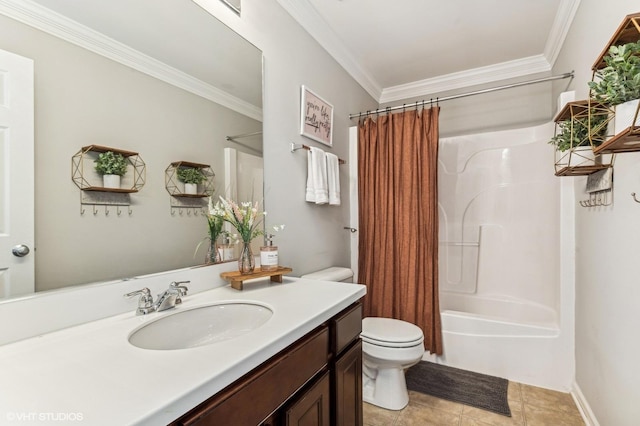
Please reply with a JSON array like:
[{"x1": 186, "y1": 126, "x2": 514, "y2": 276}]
[
  {"x1": 550, "y1": 112, "x2": 608, "y2": 167},
  {"x1": 94, "y1": 151, "x2": 128, "y2": 189},
  {"x1": 588, "y1": 40, "x2": 640, "y2": 132},
  {"x1": 177, "y1": 166, "x2": 206, "y2": 195}
]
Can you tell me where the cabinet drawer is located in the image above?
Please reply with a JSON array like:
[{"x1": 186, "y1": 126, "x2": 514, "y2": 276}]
[
  {"x1": 331, "y1": 302, "x2": 362, "y2": 356},
  {"x1": 173, "y1": 326, "x2": 329, "y2": 425}
]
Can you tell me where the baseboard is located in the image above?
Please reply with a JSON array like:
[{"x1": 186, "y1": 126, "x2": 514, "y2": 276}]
[{"x1": 572, "y1": 381, "x2": 600, "y2": 426}]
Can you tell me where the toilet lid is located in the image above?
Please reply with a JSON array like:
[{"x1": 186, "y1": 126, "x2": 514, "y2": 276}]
[{"x1": 361, "y1": 317, "x2": 424, "y2": 348}]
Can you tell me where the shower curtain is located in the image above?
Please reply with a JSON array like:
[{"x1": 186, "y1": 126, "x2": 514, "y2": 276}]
[{"x1": 357, "y1": 107, "x2": 442, "y2": 354}]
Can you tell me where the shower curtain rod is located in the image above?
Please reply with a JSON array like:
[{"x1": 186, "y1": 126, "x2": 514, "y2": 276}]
[
  {"x1": 348, "y1": 71, "x2": 574, "y2": 119},
  {"x1": 225, "y1": 131, "x2": 263, "y2": 156}
]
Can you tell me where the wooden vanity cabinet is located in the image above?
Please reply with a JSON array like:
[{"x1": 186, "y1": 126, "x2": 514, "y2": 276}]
[{"x1": 170, "y1": 301, "x2": 363, "y2": 426}]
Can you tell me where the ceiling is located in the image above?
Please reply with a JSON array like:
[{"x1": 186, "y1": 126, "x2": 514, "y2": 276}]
[{"x1": 277, "y1": 0, "x2": 581, "y2": 103}]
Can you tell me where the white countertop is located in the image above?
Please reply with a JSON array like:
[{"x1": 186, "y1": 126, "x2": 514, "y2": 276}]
[{"x1": 0, "y1": 277, "x2": 366, "y2": 425}]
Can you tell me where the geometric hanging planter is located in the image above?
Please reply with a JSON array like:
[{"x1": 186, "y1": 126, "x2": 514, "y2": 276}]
[
  {"x1": 588, "y1": 12, "x2": 640, "y2": 154},
  {"x1": 551, "y1": 100, "x2": 614, "y2": 176}
]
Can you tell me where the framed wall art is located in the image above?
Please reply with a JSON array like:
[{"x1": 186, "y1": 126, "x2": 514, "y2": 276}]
[{"x1": 300, "y1": 85, "x2": 333, "y2": 147}]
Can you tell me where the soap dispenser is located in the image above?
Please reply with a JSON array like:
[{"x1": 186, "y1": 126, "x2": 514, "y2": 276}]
[{"x1": 260, "y1": 234, "x2": 279, "y2": 271}]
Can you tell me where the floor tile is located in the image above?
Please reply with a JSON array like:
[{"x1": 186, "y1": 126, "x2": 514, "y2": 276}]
[
  {"x1": 363, "y1": 380, "x2": 586, "y2": 426},
  {"x1": 363, "y1": 402, "x2": 401, "y2": 426},
  {"x1": 407, "y1": 390, "x2": 464, "y2": 415},
  {"x1": 395, "y1": 403, "x2": 461, "y2": 426},
  {"x1": 460, "y1": 402, "x2": 524, "y2": 426}
]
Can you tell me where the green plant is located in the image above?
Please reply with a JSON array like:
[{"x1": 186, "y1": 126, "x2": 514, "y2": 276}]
[
  {"x1": 588, "y1": 41, "x2": 640, "y2": 106},
  {"x1": 94, "y1": 151, "x2": 128, "y2": 176},
  {"x1": 550, "y1": 112, "x2": 608, "y2": 152},
  {"x1": 177, "y1": 167, "x2": 206, "y2": 184}
]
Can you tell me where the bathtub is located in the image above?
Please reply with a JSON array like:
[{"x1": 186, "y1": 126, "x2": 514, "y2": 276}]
[
  {"x1": 429, "y1": 123, "x2": 573, "y2": 392},
  {"x1": 424, "y1": 296, "x2": 568, "y2": 390}
]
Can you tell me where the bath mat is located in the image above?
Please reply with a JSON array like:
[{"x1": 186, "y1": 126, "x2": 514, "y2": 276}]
[{"x1": 405, "y1": 361, "x2": 511, "y2": 416}]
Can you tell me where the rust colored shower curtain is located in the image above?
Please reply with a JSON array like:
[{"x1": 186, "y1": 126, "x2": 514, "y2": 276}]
[{"x1": 357, "y1": 107, "x2": 442, "y2": 355}]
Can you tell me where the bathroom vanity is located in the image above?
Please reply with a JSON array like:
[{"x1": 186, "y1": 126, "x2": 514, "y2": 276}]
[
  {"x1": 172, "y1": 301, "x2": 363, "y2": 425},
  {"x1": 0, "y1": 272, "x2": 366, "y2": 425}
]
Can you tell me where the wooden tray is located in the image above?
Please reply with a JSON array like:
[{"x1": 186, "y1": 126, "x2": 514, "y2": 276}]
[{"x1": 221, "y1": 266, "x2": 293, "y2": 290}]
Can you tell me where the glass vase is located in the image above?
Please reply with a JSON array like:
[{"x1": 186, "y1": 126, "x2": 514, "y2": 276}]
[
  {"x1": 238, "y1": 241, "x2": 255, "y2": 274},
  {"x1": 205, "y1": 239, "x2": 222, "y2": 264}
]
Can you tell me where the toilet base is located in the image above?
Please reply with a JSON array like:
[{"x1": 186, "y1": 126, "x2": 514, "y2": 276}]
[{"x1": 362, "y1": 366, "x2": 409, "y2": 410}]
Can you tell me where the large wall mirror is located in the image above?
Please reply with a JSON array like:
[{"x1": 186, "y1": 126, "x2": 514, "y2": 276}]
[{"x1": 0, "y1": 0, "x2": 262, "y2": 299}]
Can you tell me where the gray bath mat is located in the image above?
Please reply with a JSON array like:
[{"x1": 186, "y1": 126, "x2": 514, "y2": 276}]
[{"x1": 405, "y1": 361, "x2": 511, "y2": 416}]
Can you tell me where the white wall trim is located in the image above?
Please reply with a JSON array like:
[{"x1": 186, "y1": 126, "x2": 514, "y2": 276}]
[
  {"x1": 275, "y1": 0, "x2": 382, "y2": 101},
  {"x1": 572, "y1": 382, "x2": 600, "y2": 426},
  {"x1": 379, "y1": 55, "x2": 551, "y2": 104},
  {"x1": 544, "y1": 0, "x2": 581, "y2": 67},
  {"x1": 0, "y1": 0, "x2": 262, "y2": 122}
]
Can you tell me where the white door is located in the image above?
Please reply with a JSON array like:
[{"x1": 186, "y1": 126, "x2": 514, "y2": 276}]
[
  {"x1": 0, "y1": 49, "x2": 34, "y2": 298},
  {"x1": 348, "y1": 126, "x2": 359, "y2": 282}
]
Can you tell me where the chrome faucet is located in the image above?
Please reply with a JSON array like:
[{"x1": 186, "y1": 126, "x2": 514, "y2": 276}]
[
  {"x1": 124, "y1": 287, "x2": 156, "y2": 315},
  {"x1": 153, "y1": 280, "x2": 190, "y2": 312},
  {"x1": 124, "y1": 281, "x2": 190, "y2": 315}
]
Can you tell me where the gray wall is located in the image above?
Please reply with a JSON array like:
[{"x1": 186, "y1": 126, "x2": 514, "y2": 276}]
[
  {"x1": 211, "y1": 0, "x2": 378, "y2": 276},
  {"x1": 553, "y1": 2, "x2": 640, "y2": 424},
  {"x1": 0, "y1": 14, "x2": 261, "y2": 291}
]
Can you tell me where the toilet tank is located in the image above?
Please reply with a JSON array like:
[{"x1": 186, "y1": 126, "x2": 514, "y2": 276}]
[{"x1": 300, "y1": 267, "x2": 354, "y2": 283}]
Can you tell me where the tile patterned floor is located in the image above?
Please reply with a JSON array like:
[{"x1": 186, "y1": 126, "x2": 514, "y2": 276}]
[{"x1": 364, "y1": 382, "x2": 585, "y2": 425}]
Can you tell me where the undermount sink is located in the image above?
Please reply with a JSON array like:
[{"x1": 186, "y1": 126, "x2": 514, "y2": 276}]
[{"x1": 128, "y1": 301, "x2": 273, "y2": 350}]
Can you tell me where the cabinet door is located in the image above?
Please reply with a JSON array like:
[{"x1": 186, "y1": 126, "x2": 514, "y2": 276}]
[
  {"x1": 285, "y1": 371, "x2": 331, "y2": 426},
  {"x1": 333, "y1": 340, "x2": 363, "y2": 426}
]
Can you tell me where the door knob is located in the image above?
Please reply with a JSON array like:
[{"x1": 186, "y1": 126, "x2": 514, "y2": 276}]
[{"x1": 12, "y1": 244, "x2": 30, "y2": 257}]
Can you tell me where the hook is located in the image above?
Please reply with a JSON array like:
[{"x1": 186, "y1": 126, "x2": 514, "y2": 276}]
[
  {"x1": 179, "y1": 209, "x2": 184, "y2": 216},
  {"x1": 128, "y1": 206, "x2": 133, "y2": 216},
  {"x1": 93, "y1": 205, "x2": 98, "y2": 216},
  {"x1": 105, "y1": 205, "x2": 110, "y2": 216},
  {"x1": 632, "y1": 192, "x2": 640, "y2": 203},
  {"x1": 171, "y1": 207, "x2": 176, "y2": 216},
  {"x1": 80, "y1": 205, "x2": 85, "y2": 215},
  {"x1": 117, "y1": 206, "x2": 122, "y2": 216}
]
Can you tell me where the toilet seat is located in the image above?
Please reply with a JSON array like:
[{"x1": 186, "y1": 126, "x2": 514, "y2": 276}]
[{"x1": 361, "y1": 317, "x2": 424, "y2": 348}]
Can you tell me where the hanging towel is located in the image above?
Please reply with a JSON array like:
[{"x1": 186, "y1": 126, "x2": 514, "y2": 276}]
[
  {"x1": 305, "y1": 147, "x2": 329, "y2": 204},
  {"x1": 326, "y1": 152, "x2": 341, "y2": 206}
]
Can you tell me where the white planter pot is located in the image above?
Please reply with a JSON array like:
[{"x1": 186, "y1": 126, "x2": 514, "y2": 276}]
[
  {"x1": 102, "y1": 174, "x2": 121, "y2": 189},
  {"x1": 568, "y1": 146, "x2": 595, "y2": 167},
  {"x1": 184, "y1": 183, "x2": 198, "y2": 195},
  {"x1": 614, "y1": 99, "x2": 640, "y2": 134}
]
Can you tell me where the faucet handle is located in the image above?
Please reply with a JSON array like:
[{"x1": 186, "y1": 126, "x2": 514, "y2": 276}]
[
  {"x1": 124, "y1": 287, "x2": 155, "y2": 315},
  {"x1": 170, "y1": 281, "x2": 189, "y2": 304}
]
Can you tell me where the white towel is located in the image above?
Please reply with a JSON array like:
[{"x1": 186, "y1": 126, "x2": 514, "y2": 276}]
[
  {"x1": 305, "y1": 147, "x2": 328, "y2": 204},
  {"x1": 326, "y1": 152, "x2": 340, "y2": 206}
]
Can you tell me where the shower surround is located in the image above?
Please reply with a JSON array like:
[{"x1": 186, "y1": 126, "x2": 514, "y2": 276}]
[{"x1": 427, "y1": 122, "x2": 574, "y2": 391}]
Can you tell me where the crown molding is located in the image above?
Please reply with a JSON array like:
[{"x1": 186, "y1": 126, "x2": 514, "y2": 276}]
[
  {"x1": 544, "y1": 0, "x2": 581, "y2": 67},
  {"x1": 279, "y1": 0, "x2": 578, "y2": 105},
  {"x1": 0, "y1": 0, "x2": 262, "y2": 121},
  {"x1": 380, "y1": 55, "x2": 551, "y2": 104},
  {"x1": 275, "y1": 0, "x2": 382, "y2": 101}
]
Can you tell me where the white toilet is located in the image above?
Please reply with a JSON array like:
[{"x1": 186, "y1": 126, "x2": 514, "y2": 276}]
[{"x1": 300, "y1": 267, "x2": 425, "y2": 410}]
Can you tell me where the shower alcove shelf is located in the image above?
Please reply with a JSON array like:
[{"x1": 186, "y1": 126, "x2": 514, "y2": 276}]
[
  {"x1": 164, "y1": 161, "x2": 215, "y2": 213},
  {"x1": 588, "y1": 12, "x2": 640, "y2": 155},
  {"x1": 71, "y1": 145, "x2": 146, "y2": 214},
  {"x1": 553, "y1": 100, "x2": 613, "y2": 177}
]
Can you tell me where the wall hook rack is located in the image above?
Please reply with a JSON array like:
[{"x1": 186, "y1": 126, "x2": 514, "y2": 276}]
[{"x1": 580, "y1": 167, "x2": 613, "y2": 208}]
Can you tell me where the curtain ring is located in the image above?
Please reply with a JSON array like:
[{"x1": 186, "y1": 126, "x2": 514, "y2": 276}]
[
  {"x1": 403, "y1": 104, "x2": 406, "y2": 112},
  {"x1": 436, "y1": 97, "x2": 440, "y2": 106}
]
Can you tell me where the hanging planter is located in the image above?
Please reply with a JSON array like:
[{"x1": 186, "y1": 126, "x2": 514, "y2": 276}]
[
  {"x1": 587, "y1": 15, "x2": 640, "y2": 154},
  {"x1": 550, "y1": 100, "x2": 613, "y2": 176}
]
